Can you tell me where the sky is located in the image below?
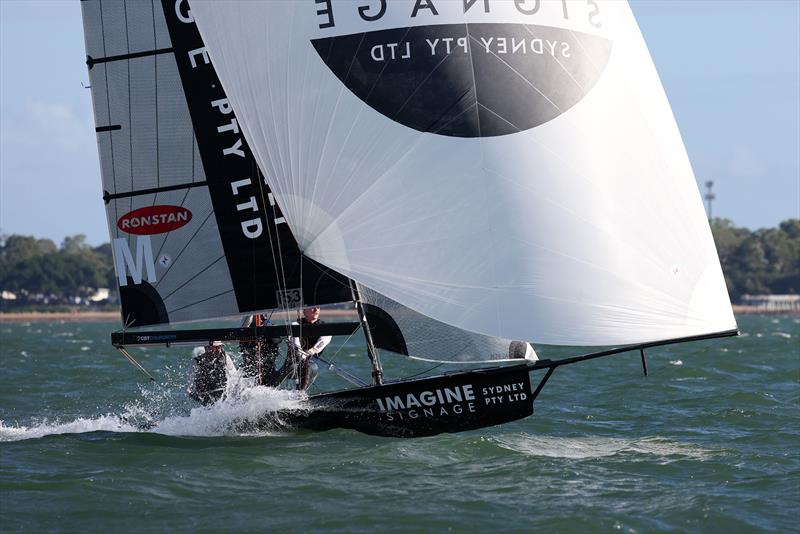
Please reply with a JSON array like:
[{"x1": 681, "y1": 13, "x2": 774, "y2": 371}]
[{"x1": 0, "y1": 0, "x2": 798, "y2": 247}]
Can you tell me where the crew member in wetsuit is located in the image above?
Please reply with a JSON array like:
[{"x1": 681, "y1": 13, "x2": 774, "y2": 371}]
[
  {"x1": 239, "y1": 314, "x2": 288, "y2": 387},
  {"x1": 291, "y1": 306, "x2": 331, "y2": 390},
  {"x1": 187, "y1": 342, "x2": 233, "y2": 405}
]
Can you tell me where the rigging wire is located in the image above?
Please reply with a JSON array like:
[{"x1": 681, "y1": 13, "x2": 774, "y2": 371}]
[
  {"x1": 118, "y1": 347, "x2": 156, "y2": 382},
  {"x1": 251, "y1": 160, "x2": 302, "y2": 386},
  {"x1": 322, "y1": 326, "x2": 361, "y2": 366},
  {"x1": 254, "y1": 165, "x2": 293, "y2": 326}
]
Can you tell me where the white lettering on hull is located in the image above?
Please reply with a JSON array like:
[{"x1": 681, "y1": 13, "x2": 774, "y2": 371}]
[
  {"x1": 376, "y1": 378, "x2": 529, "y2": 421},
  {"x1": 377, "y1": 384, "x2": 475, "y2": 412}
]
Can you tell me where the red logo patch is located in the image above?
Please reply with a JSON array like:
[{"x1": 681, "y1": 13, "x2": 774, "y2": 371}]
[{"x1": 117, "y1": 205, "x2": 192, "y2": 235}]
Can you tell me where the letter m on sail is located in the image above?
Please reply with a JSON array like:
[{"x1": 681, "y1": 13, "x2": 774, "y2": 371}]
[{"x1": 113, "y1": 236, "x2": 157, "y2": 286}]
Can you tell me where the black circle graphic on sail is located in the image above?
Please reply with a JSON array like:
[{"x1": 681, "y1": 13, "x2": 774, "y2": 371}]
[{"x1": 311, "y1": 23, "x2": 612, "y2": 138}]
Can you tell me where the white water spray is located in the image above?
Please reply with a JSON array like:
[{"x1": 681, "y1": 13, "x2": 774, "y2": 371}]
[{"x1": 0, "y1": 365, "x2": 307, "y2": 442}]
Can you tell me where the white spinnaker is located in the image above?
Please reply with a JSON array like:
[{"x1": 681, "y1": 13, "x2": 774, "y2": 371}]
[{"x1": 190, "y1": 1, "x2": 735, "y2": 345}]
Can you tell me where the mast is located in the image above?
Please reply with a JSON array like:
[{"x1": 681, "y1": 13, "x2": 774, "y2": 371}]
[{"x1": 350, "y1": 281, "x2": 384, "y2": 385}]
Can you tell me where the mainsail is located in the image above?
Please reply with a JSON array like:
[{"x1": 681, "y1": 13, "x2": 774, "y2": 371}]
[
  {"x1": 189, "y1": 0, "x2": 736, "y2": 346},
  {"x1": 80, "y1": 0, "x2": 352, "y2": 328}
]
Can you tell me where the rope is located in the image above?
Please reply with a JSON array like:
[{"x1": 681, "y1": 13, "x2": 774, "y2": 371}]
[{"x1": 254, "y1": 313, "x2": 263, "y2": 385}]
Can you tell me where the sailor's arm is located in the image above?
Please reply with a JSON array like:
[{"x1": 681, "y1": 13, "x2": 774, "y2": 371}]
[
  {"x1": 305, "y1": 335, "x2": 331, "y2": 355},
  {"x1": 289, "y1": 320, "x2": 302, "y2": 350}
]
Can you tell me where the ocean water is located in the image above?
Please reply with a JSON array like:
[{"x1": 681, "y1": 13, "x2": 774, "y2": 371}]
[{"x1": 1, "y1": 315, "x2": 798, "y2": 533}]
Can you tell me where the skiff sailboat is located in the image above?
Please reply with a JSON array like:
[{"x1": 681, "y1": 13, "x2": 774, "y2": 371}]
[{"x1": 81, "y1": 0, "x2": 737, "y2": 437}]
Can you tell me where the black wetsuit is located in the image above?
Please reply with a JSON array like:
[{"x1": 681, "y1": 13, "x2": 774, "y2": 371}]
[
  {"x1": 296, "y1": 317, "x2": 325, "y2": 390},
  {"x1": 297, "y1": 317, "x2": 327, "y2": 353},
  {"x1": 240, "y1": 315, "x2": 284, "y2": 387},
  {"x1": 188, "y1": 345, "x2": 228, "y2": 405}
]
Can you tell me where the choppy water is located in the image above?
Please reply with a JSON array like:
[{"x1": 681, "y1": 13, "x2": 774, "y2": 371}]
[{"x1": 1, "y1": 315, "x2": 798, "y2": 532}]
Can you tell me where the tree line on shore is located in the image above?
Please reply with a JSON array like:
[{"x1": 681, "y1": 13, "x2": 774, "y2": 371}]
[
  {"x1": 1, "y1": 219, "x2": 798, "y2": 310},
  {"x1": 711, "y1": 219, "x2": 799, "y2": 301},
  {"x1": 0, "y1": 234, "x2": 115, "y2": 310}
]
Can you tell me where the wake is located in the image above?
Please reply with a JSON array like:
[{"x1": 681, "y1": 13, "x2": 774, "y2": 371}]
[
  {"x1": 491, "y1": 433, "x2": 721, "y2": 461},
  {"x1": 0, "y1": 370, "x2": 307, "y2": 443}
]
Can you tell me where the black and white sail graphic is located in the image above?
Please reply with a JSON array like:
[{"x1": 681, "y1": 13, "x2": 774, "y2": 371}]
[
  {"x1": 312, "y1": 23, "x2": 611, "y2": 137},
  {"x1": 81, "y1": 0, "x2": 351, "y2": 327}
]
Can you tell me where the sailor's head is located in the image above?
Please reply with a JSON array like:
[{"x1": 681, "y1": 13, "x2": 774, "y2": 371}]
[{"x1": 303, "y1": 306, "x2": 321, "y2": 323}]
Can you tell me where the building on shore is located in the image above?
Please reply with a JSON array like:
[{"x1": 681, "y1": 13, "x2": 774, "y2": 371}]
[{"x1": 739, "y1": 295, "x2": 800, "y2": 314}]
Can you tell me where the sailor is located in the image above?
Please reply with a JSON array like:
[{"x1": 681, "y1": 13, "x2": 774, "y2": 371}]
[
  {"x1": 186, "y1": 342, "x2": 234, "y2": 405},
  {"x1": 508, "y1": 341, "x2": 539, "y2": 362},
  {"x1": 239, "y1": 314, "x2": 288, "y2": 387},
  {"x1": 291, "y1": 306, "x2": 331, "y2": 390}
]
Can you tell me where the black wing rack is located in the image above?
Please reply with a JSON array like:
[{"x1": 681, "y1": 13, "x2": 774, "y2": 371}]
[
  {"x1": 112, "y1": 322, "x2": 362, "y2": 348},
  {"x1": 522, "y1": 328, "x2": 740, "y2": 403}
]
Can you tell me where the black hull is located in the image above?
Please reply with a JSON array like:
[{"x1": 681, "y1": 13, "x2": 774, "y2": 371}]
[{"x1": 270, "y1": 364, "x2": 534, "y2": 438}]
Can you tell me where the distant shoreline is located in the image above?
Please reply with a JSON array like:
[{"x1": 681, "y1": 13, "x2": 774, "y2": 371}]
[
  {"x1": 731, "y1": 305, "x2": 799, "y2": 315},
  {"x1": 0, "y1": 311, "x2": 121, "y2": 322},
  {"x1": 0, "y1": 309, "x2": 358, "y2": 323},
  {"x1": 0, "y1": 306, "x2": 795, "y2": 323}
]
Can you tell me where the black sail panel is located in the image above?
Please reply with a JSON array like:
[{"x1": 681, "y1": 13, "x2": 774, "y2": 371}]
[
  {"x1": 159, "y1": 0, "x2": 352, "y2": 313},
  {"x1": 162, "y1": 0, "x2": 351, "y2": 312}
]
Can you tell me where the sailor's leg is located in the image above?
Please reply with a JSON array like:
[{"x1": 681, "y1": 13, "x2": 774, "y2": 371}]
[
  {"x1": 261, "y1": 343, "x2": 282, "y2": 386},
  {"x1": 188, "y1": 346, "x2": 228, "y2": 404},
  {"x1": 271, "y1": 351, "x2": 299, "y2": 388},
  {"x1": 299, "y1": 359, "x2": 319, "y2": 390},
  {"x1": 240, "y1": 343, "x2": 260, "y2": 382}
]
